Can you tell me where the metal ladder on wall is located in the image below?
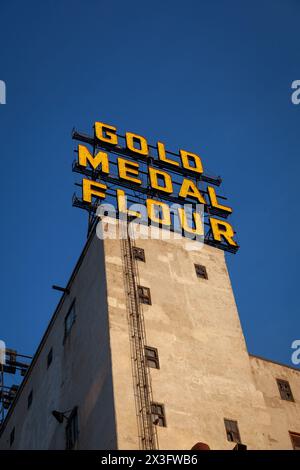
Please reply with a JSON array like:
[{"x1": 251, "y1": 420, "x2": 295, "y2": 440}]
[{"x1": 121, "y1": 224, "x2": 158, "y2": 450}]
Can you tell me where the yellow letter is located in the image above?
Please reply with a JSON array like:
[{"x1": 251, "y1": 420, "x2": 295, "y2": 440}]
[
  {"x1": 179, "y1": 178, "x2": 206, "y2": 204},
  {"x1": 178, "y1": 208, "x2": 204, "y2": 236},
  {"x1": 118, "y1": 157, "x2": 141, "y2": 185},
  {"x1": 94, "y1": 122, "x2": 118, "y2": 145},
  {"x1": 180, "y1": 150, "x2": 203, "y2": 174},
  {"x1": 209, "y1": 217, "x2": 237, "y2": 247},
  {"x1": 157, "y1": 141, "x2": 180, "y2": 167},
  {"x1": 126, "y1": 132, "x2": 148, "y2": 156},
  {"x1": 78, "y1": 145, "x2": 109, "y2": 173},
  {"x1": 207, "y1": 186, "x2": 232, "y2": 214},
  {"x1": 82, "y1": 178, "x2": 107, "y2": 203},
  {"x1": 117, "y1": 189, "x2": 141, "y2": 218},
  {"x1": 147, "y1": 199, "x2": 171, "y2": 225},
  {"x1": 149, "y1": 167, "x2": 173, "y2": 194}
]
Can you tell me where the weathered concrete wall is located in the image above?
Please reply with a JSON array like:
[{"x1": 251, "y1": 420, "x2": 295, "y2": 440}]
[
  {"x1": 1, "y1": 220, "x2": 299, "y2": 450},
  {"x1": 0, "y1": 235, "x2": 117, "y2": 450},
  {"x1": 103, "y1": 224, "x2": 139, "y2": 450},
  {"x1": 103, "y1": 222, "x2": 271, "y2": 450},
  {"x1": 250, "y1": 355, "x2": 300, "y2": 449}
]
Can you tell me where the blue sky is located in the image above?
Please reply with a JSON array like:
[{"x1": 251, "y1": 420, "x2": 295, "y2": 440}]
[{"x1": 0, "y1": 0, "x2": 299, "y2": 368}]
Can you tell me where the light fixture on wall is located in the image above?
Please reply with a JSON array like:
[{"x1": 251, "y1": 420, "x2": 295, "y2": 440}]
[{"x1": 52, "y1": 409, "x2": 72, "y2": 424}]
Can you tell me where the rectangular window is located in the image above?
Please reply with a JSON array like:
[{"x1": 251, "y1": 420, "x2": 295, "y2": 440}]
[
  {"x1": 145, "y1": 346, "x2": 160, "y2": 369},
  {"x1": 9, "y1": 427, "x2": 15, "y2": 447},
  {"x1": 27, "y1": 390, "x2": 33, "y2": 409},
  {"x1": 224, "y1": 419, "x2": 241, "y2": 443},
  {"x1": 277, "y1": 379, "x2": 294, "y2": 402},
  {"x1": 47, "y1": 348, "x2": 53, "y2": 369},
  {"x1": 64, "y1": 301, "x2": 76, "y2": 340},
  {"x1": 151, "y1": 402, "x2": 166, "y2": 427},
  {"x1": 138, "y1": 286, "x2": 152, "y2": 305},
  {"x1": 194, "y1": 264, "x2": 208, "y2": 279},
  {"x1": 133, "y1": 246, "x2": 145, "y2": 262},
  {"x1": 66, "y1": 407, "x2": 79, "y2": 450},
  {"x1": 290, "y1": 432, "x2": 300, "y2": 450}
]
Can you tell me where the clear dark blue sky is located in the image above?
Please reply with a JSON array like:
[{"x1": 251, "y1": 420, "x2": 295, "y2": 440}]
[{"x1": 0, "y1": 0, "x2": 299, "y2": 367}]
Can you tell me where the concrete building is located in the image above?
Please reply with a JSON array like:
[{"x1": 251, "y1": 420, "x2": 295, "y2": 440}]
[{"x1": 0, "y1": 219, "x2": 299, "y2": 450}]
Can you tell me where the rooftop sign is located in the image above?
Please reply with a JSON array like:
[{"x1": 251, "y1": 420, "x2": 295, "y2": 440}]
[{"x1": 72, "y1": 122, "x2": 238, "y2": 253}]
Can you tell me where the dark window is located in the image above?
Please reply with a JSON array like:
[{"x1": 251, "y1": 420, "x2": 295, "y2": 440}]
[
  {"x1": 47, "y1": 348, "x2": 53, "y2": 369},
  {"x1": 195, "y1": 264, "x2": 208, "y2": 279},
  {"x1": 138, "y1": 286, "x2": 152, "y2": 305},
  {"x1": 151, "y1": 402, "x2": 166, "y2": 427},
  {"x1": 277, "y1": 379, "x2": 294, "y2": 402},
  {"x1": 9, "y1": 427, "x2": 15, "y2": 447},
  {"x1": 145, "y1": 346, "x2": 160, "y2": 369},
  {"x1": 27, "y1": 390, "x2": 33, "y2": 409},
  {"x1": 290, "y1": 432, "x2": 300, "y2": 450},
  {"x1": 66, "y1": 407, "x2": 79, "y2": 450},
  {"x1": 224, "y1": 419, "x2": 241, "y2": 443},
  {"x1": 64, "y1": 301, "x2": 76, "y2": 340},
  {"x1": 133, "y1": 246, "x2": 145, "y2": 262}
]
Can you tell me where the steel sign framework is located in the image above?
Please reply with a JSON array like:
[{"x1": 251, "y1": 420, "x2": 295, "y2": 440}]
[{"x1": 72, "y1": 123, "x2": 239, "y2": 254}]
